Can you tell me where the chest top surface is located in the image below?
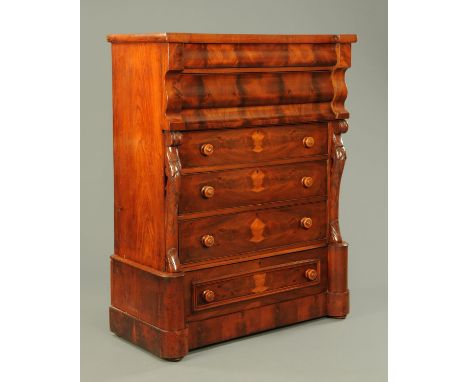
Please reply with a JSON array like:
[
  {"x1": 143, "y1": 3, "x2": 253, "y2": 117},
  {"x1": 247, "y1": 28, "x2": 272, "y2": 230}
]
[{"x1": 107, "y1": 32, "x2": 357, "y2": 44}]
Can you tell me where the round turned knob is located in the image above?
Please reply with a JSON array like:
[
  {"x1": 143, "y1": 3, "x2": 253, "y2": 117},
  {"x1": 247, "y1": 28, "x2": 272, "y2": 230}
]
[
  {"x1": 300, "y1": 217, "x2": 313, "y2": 229},
  {"x1": 201, "y1": 234, "x2": 215, "y2": 247},
  {"x1": 303, "y1": 136, "x2": 315, "y2": 148},
  {"x1": 200, "y1": 143, "x2": 214, "y2": 156},
  {"x1": 301, "y1": 176, "x2": 314, "y2": 188},
  {"x1": 203, "y1": 290, "x2": 215, "y2": 303},
  {"x1": 305, "y1": 268, "x2": 318, "y2": 281},
  {"x1": 201, "y1": 185, "x2": 215, "y2": 198}
]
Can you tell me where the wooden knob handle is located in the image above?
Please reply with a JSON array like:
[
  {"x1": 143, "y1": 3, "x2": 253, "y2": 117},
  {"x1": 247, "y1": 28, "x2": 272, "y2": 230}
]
[
  {"x1": 301, "y1": 176, "x2": 314, "y2": 188},
  {"x1": 200, "y1": 143, "x2": 214, "y2": 156},
  {"x1": 303, "y1": 136, "x2": 315, "y2": 148},
  {"x1": 201, "y1": 185, "x2": 215, "y2": 198},
  {"x1": 203, "y1": 290, "x2": 215, "y2": 303},
  {"x1": 305, "y1": 268, "x2": 318, "y2": 281},
  {"x1": 201, "y1": 234, "x2": 215, "y2": 247},
  {"x1": 300, "y1": 217, "x2": 313, "y2": 229}
]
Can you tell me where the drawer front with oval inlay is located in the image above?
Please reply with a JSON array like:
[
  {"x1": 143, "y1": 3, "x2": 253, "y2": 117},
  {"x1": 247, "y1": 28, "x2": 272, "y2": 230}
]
[
  {"x1": 179, "y1": 161, "x2": 327, "y2": 213},
  {"x1": 179, "y1": 201, "x2": 327, "y2": 264},
  {"x1": 192, "y1": 259, "x2": 321, "y2": 311},
  {"x1": 178, "y1": 123, "x2": 328, "y2": 169}
]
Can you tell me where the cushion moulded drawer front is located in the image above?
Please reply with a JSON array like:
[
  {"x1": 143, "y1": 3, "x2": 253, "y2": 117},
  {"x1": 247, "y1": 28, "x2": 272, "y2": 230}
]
[{"x1": 183, "y1": 43, "x2": 338, "y2": 69}]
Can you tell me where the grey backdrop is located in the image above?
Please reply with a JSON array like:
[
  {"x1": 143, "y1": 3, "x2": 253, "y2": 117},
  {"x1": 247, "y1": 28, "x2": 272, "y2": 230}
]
[{"x1": 81, "y1": 0, "x2": 387, "y2": 380}]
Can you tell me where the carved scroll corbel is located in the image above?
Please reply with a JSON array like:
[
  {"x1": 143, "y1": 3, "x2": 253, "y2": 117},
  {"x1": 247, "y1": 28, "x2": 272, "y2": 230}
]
[
  {"x1": 164, "y1": 132, "x2": 183, "y2": 272},
  {"x1": 329, "y1": 119, "x2": 348, "y2": 243},
  {"x1": 327, "y1": 119, "x2": 350, "y2": 318}
]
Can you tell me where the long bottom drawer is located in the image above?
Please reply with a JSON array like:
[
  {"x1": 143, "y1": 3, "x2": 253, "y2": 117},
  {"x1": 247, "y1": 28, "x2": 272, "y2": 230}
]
[{"x1": 184, "y1": 247, "x2": 328, "y2": 321}]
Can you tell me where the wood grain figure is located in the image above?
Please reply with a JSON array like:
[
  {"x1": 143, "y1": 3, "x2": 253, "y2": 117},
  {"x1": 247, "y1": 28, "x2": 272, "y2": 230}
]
[{"x1": 108, "y1": 32, "x2": 356, "y2": 360}]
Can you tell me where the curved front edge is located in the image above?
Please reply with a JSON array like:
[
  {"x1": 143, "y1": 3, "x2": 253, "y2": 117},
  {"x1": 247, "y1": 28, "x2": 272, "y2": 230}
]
[
  {"x1": 110, "y1": 306, "x2": 188, "y2": 361},
  {"x1": 327, "y1": 243, "x2": 349, "y2": 317},
  {"x1": 163, "y1": 42, "x2": 353, "y2": 130},
  {"x1": 327, "y1": 119, "x2": 350, "y2": 318},
  {"x1": 110, "y1": 256, "x2": 188, "y2": 360}
]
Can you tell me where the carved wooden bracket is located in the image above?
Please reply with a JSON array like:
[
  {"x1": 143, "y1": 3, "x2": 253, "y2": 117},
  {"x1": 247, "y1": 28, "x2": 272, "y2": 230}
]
[
  {"x1": 164, "y1": 131, "x2": 183, "y2": 272},
  {"x1": 329, "y1": 120, "x2": 348, "y2": 243}
]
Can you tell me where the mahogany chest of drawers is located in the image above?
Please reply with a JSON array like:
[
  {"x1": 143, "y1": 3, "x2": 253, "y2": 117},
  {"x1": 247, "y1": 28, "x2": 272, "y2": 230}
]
[{"x1": 107, "y1": 33, "x2": 357, "y2": 360}]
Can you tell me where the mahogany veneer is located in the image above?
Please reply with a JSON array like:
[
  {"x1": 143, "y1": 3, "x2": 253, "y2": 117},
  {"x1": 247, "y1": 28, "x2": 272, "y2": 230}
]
[{"x1": 107, "y1": 32, "x2": 356, "y2": 360}]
